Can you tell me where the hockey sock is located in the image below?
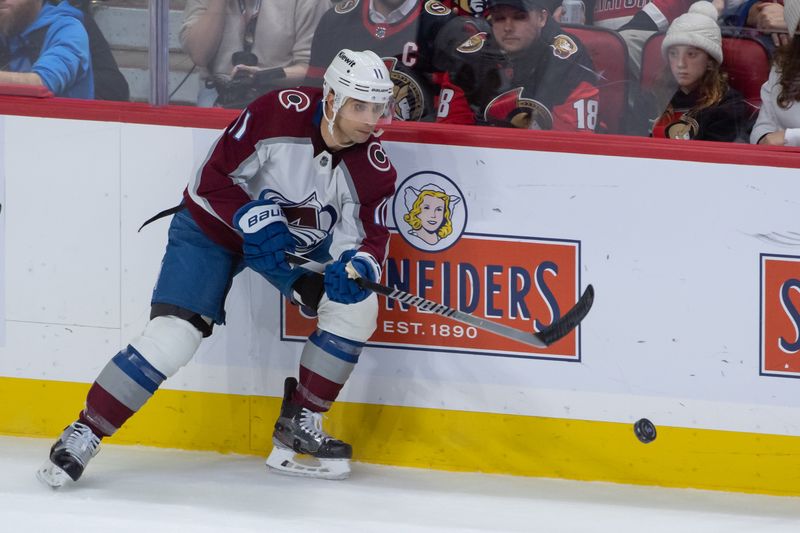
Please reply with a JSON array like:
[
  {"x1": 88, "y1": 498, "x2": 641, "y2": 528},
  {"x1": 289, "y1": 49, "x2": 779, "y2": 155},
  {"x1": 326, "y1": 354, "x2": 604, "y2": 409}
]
[
  {"x1": 79, "y1": 345, "x2": 166, "y2": 438},
  {"x1": 292, "y1": 329, "x2": 363, "y2": 412}
]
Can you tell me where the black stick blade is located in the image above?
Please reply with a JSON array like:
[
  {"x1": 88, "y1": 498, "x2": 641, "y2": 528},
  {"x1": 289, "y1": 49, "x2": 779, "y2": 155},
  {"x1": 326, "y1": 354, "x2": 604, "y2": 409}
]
[{"x1": 536, "y1": 284, "x2": 594, "y2": 346}]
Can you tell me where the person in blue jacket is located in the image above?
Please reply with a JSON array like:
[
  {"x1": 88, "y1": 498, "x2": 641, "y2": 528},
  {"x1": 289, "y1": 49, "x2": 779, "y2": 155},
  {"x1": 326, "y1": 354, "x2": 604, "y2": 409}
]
[{"x1": 0, "y1": 0, "x2": 94, "y2": 99}]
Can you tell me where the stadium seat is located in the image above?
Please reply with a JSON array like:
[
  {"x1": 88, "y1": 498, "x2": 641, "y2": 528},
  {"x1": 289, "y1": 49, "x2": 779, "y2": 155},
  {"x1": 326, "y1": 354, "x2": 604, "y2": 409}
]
[
  {"x1": 562, "y1": 24, "x2": 631, "y2": 134},
  {"x1": 640, "y1": 32, "x2": 770, "y2": 107}
]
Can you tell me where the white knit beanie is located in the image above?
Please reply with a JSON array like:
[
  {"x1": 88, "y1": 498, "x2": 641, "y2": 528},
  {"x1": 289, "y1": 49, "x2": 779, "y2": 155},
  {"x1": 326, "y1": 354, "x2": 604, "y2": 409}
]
[
  {"x1": 661, "y1": 2, "x2": 722, "y2": 64},
  {"x1": 785, "y1": 0, "x2": 800, "y2": 38}
]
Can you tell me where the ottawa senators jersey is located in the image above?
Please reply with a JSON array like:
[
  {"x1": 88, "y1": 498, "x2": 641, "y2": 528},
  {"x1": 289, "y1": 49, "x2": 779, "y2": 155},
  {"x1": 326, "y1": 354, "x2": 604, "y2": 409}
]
[
  {"x1": 307, "y1": 0, "x2": 455, "y2": 121},
  {"x1": 308, "y1": 0, "x2": 455, "y2": 79},
  {"x1": 436, "y1": 18, "x2": 600, "y2": 132},
  {"x1": 184, "y1": 87, "x2": 396, "y2": 272},
  {"x1": 651, "y1": 87, "x2": 750, "y2": 142}
]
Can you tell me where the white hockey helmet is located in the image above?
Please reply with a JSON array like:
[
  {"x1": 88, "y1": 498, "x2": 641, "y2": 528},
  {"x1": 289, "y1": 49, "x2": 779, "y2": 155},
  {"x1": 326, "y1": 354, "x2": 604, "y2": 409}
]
[{"x1": 323, "y1": 49, "x2": 394, "y2": 130}]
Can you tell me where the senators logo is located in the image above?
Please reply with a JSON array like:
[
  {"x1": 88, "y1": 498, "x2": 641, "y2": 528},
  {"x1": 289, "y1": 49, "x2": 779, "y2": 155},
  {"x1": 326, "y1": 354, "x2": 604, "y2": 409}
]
[
  {"x1": 456, "y1": 31, "x2": 488, "y2": 53},
  {"x1": 384, "y1": 57, "x2": 428, "y2": 121},
  {"x1": 425, "y1": 0, "x2": 452, "y2": 15},
  {"x1": 334, "y1": 0, "x2": 359, "y2": 14},
  {"x1": 483, "y1": 87, "x2": 553, "y2": 130},
  {"x1": 665, "y1": 115, "x2": 700, "y2": 140},
  {"x1": 551, "y1": 34, "x2": 578, "y2": 60},
  {"x1": 761, "y1": 254, "x2": 800, "y2": 378}
]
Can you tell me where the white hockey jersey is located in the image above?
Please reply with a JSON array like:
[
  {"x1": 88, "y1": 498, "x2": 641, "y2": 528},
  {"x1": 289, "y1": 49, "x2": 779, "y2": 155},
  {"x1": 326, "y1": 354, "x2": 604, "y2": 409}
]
[{"x1": 184, "y1": 87, "x2": 396, "y2": 275}]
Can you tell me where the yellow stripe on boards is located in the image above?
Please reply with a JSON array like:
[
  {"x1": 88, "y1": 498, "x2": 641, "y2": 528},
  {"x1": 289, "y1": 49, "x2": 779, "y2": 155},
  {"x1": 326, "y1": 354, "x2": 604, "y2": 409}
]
[{"x1": 2, "y1": 376, "x2": 799, "y2": 496}]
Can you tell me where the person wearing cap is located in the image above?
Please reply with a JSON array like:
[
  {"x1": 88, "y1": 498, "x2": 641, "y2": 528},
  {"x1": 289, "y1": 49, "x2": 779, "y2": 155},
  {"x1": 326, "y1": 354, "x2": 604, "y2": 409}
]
[
  {"x1": 751, "y1": 0, "x2": 800, "y2": 145},
  {"x1": 437, "y1": 0, "x2": 601, "y2": 130},
  {"x1": 37, "y1": 49, "x2": 398, "y2": 488},
  {"x1": 651, "y1": 1, "x2": 750, "y2": 141}
]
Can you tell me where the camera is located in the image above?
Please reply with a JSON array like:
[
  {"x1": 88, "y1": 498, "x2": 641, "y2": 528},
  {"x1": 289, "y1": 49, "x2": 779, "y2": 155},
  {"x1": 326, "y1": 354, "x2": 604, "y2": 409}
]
[{"x1": 207, "y1": 66, "x2": 286, "y2": 109}]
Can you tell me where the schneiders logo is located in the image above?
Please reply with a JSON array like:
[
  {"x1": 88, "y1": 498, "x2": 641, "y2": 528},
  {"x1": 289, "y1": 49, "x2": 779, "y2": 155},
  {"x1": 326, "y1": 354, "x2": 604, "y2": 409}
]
[
  {"x1": 282, "y1": 171, "x2": 582, "y2": 361},
  {"x1": 761, "y1": 253, "x2": 800, "y2": 378}
]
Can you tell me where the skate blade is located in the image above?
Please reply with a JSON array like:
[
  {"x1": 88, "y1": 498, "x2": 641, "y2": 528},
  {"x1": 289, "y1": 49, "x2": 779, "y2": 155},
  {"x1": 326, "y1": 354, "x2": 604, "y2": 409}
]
[
  {"x1": 266, "y1": 443, "x2": 350, "y2": 480},
  {"x1": 36, "y1": 460, "x2": 70, "y2": 489}
]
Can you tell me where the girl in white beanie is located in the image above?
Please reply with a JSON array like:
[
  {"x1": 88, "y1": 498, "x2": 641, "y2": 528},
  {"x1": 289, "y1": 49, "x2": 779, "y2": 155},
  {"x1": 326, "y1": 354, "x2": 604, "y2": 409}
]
[
  {"x1": 751, "y1": 0, "x2": 800, "y2": 145},
  {"x1": 652, "y1": 2, "x2": 750, "y2": 141}
]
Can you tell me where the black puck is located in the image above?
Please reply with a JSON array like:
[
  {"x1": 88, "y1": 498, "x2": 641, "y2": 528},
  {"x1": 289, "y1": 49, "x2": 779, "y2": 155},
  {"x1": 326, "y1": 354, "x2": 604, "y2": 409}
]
[{"x1": 633, "y1": 418, "x2": 657, "y2": 443}]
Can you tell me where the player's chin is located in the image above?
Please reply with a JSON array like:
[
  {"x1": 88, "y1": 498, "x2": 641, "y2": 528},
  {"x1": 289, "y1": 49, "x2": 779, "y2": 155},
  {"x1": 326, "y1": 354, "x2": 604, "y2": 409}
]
[{"x1": 352, "y1": 129, "x2": 373, "y2": 143}]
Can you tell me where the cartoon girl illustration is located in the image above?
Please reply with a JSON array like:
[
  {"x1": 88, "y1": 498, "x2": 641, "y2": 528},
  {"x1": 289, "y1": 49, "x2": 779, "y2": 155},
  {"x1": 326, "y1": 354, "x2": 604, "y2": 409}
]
[{"x1": 402, "y1": 184, "x2": 460, "y2": 246}]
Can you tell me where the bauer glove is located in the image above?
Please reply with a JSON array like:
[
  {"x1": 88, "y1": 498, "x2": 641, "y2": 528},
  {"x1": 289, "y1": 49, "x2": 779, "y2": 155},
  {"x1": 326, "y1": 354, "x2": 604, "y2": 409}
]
[{"x1": 233, "y1": 199, "x2": 295, "y2": 274}]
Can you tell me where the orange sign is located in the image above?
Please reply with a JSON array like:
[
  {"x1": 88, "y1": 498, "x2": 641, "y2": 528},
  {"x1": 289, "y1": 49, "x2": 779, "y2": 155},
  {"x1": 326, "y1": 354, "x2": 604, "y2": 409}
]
[
  {"x1": 283, "y1": 233, "x2": 581, "y2": 360},
  {"x1": 761, "y1": 254, "x2": 800, "y2": 377}
]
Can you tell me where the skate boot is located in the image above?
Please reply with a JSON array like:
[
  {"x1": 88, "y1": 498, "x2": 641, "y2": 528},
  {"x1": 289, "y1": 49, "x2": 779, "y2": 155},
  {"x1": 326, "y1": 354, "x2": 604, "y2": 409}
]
[
  {"x1": 36, "y1": 422, "x2": 101, "y2": 488},
  {"x1": 266, "y1": 377, "x2": 352, "y2": 480}
]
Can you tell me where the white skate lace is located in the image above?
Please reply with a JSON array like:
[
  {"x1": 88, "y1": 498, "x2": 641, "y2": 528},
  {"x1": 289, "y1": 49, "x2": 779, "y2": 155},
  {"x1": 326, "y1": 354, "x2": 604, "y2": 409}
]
[
  {"x1": 64, "y1": 423, "x2": 101, "y2": 462},
  {"x1": 299, "y1": 410, "x2": 332, "y2": 443}
]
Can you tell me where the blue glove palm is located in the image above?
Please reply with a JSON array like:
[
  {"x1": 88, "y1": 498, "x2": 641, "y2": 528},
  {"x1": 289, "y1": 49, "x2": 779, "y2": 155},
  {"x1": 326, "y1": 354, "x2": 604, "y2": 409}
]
[
  {"x1": 324, "y1": 250, "x2": 376, "y2": 304},
  {"x1": 233, "y1": 200, "x2": 295, "y2": 274}
]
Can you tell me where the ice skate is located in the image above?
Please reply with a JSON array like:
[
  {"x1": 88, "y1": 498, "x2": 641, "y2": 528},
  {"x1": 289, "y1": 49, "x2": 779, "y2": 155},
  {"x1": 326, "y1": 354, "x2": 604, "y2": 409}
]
[
  {"x1": 36, "y1": 422, "x2": 101, "y2": 488},
  {"x1": 266, "y1": 377, "x2": 352, "y2": 480}
]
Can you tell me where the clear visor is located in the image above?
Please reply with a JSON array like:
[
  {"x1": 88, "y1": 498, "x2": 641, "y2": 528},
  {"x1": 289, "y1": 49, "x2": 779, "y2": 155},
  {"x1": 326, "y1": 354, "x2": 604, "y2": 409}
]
[{"x1": 337, "y1": 97, "x2": 394, "y2": 126}]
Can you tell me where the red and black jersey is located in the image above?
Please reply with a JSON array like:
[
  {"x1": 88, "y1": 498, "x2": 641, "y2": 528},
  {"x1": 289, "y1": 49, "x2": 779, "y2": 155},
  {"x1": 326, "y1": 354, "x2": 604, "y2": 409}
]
[
  {"x1": 184, "y1": 87, "x2": 396, "y2": 271},
  {"x1": 651, "y1": 86, "x2": 751, "y2": 142},
  {"x1": 307, "y1": 0, "x2": 456, "y2": 97},
  {"x1": 436, "y1": 18, "x2": 600, "y2": 132}
]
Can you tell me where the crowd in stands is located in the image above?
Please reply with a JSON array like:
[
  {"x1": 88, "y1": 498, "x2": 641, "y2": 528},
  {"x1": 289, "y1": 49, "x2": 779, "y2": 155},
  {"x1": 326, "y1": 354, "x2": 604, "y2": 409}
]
[{"x1": 1, "y1": 0, "x2": 800, "y2": 145}]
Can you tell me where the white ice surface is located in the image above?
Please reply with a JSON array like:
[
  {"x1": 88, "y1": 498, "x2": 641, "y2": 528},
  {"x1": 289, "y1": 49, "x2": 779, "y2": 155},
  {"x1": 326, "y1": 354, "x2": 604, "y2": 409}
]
[{"x1": 2, "y1": 436, "x2": 799, "y2": 532}]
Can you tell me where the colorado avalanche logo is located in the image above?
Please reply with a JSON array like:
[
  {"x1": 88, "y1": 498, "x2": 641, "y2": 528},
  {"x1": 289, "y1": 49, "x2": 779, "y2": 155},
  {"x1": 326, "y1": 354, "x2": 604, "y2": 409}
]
[
  {"x1": 259, "y1": 190, "x2": 337, "y2": 253},
  {"x1": 483, "y1": 87, "x2": 553, "y2": 130},
  {"x1": 392, "y1": 171, "x2": 466, "y2": 252},
  {"x1": 367, "y1": 142, "x2": 392, "y2": 172},
  {"x1": 278, "y1": 90, "x2": 311, "y2": 112},
  {"x1": 334, "y1": 0, "x2": 359, "y2": 14}
]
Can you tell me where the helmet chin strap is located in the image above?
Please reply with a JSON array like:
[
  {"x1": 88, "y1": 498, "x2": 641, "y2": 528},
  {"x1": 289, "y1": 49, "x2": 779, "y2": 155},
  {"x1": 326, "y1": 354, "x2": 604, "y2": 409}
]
[{"x1": 323, "y1": 95, "x2": 357, "y2": 150}]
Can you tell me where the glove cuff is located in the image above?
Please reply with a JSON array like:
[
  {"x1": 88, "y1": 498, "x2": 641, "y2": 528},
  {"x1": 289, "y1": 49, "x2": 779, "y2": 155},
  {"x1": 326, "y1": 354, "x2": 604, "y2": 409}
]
[
  {"x1": 234, "y1": 201, "x2": 287, "y2": 234},
  {"x1": 353, "y1": 252, "x2": 381, "y2": 282}
]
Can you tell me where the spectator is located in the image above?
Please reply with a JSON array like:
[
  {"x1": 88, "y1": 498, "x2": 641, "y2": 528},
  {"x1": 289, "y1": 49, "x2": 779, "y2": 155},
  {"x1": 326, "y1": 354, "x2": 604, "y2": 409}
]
[
  {"x1": 180, "y1": 0, "x2": 329, "y2": 107},
  {"x1": 70, "y1": 0, "x2": 129, "y2": 101},
  {"x1": 652, "y1": 2, "x2": 750, "y2": 141},
  {"x1": 751, "y1": 0, "x2": 800, "y2": 144},
  {"x1": 307, "y1": 0, "x2": 458, "y2": 121},
  {"x1": 437, "y1": 0, "x2": 601, "y2": 131},
  {"x1": 0, "y1": 0, "x2": 93, "y2": 99},
  {"x1": 723, "y1": 0, "x2": 789, "y2": 50}
]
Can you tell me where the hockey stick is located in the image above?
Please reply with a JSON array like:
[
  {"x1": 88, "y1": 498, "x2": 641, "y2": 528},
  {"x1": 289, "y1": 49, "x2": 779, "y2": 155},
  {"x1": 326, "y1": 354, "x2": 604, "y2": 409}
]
[{"x1": 285, "y1": 252, "x2": 594, "y2": 349}]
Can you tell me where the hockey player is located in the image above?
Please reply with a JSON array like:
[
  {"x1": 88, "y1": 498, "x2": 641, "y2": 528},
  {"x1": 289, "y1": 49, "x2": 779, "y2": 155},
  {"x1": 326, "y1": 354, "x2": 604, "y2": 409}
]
[
  {"x1": 36, "y1": 48, "x2": 397, "y2": 486},
  {"x1": 436, "y1": 0, "x2": 600, "y2": 131}
]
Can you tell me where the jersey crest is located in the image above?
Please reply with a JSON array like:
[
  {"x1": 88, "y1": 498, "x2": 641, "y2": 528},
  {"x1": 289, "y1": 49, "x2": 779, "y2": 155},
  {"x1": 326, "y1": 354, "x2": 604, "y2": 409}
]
[
  {"x1": 425, "y1": 0, "x2": 452, "y2": 15},
  {"x1": 551, "y1": 34, "x2": 578, "y2": 60},
  {"x1": 384, "y1": 57, "x2": 428, "y2": 121},
  {"x1": 334, "y1": 0, "x2": 359, "y2": 14},
  {"x1": 260, "y1": 190, "x2": 338, "y2": 253},
  {"x1": 483, "y1": 87, "x2": 553, "y2": 129}
]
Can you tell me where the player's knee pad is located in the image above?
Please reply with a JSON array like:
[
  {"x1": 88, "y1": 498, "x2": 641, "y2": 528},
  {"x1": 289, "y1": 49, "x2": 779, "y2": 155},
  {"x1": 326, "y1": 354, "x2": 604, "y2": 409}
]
[
  {"x1": 316, "y1": 292, "x2": 378, "y2": 343},
  {"x1": 129, "y1": 315, "x2": 203, "y2": 378}
]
